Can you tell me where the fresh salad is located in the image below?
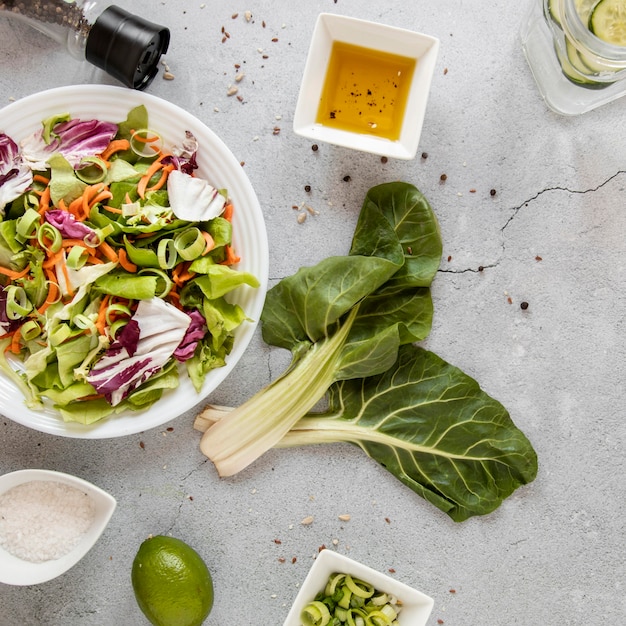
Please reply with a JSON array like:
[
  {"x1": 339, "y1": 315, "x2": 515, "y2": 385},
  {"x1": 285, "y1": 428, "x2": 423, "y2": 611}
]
[{"x1": 0, "y1": 105, "x2": 259, "y2": 424}]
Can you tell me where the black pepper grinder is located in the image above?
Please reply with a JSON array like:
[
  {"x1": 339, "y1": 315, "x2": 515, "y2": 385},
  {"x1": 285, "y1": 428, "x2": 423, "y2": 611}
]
[{"x1": 0, "y1": 1, "x2": 170, "y2": 90}]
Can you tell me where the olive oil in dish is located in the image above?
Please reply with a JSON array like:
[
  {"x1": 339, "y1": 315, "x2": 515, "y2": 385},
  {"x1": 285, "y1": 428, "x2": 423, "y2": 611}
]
[{"x1": 316, "y1": 41, "x2": 416, "y2": 141}]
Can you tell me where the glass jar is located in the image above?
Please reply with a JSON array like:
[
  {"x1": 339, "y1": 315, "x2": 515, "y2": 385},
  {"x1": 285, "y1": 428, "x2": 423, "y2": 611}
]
[
  {"x1": 0, "y1": 1, "x2": 170, "y2": 89},
  {"x1": 521, "y1": 0, "x2": 626, "y2": 115}
]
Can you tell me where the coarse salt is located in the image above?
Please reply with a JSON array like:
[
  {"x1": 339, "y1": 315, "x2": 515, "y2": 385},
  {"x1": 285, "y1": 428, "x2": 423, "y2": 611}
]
[{"x1": 0, "y1": 480, "x2": 95, "y2": 563}]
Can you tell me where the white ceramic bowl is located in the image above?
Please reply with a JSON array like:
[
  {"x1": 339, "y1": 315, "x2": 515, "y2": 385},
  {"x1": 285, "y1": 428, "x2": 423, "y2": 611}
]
[
  {"x1": 0, "y1": 85, "x2": 269, "y2": 438},
  {"x1": 293, "y1": 13, "x2": 439, "y2": 160},
  {"x1": 0, "y1": 469, "x2": 116, "y2": 585},
  {"x1": 283, "y1": 549, "x2": 434, "y2": 626}
]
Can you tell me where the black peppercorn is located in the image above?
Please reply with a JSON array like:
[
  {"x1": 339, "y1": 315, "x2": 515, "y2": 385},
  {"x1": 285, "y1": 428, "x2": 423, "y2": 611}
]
[
  {"x1": 490, "y1": 188, "x2": 497, "y2": 196},
  {"x1": 311, "y1": 144, "x2": 319, "y2": 151},
  {"x1": 304, "y1": 185, "x2": 311, "y2": 192},
  {"x1": 520, "y1": 301, "x2": 529, "y2": 310}
]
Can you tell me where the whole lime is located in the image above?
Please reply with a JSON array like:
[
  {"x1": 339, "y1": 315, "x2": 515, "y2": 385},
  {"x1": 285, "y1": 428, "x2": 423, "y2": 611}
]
[{"x1": 131, "y1": 535, "x2": 214, "y2": 626}]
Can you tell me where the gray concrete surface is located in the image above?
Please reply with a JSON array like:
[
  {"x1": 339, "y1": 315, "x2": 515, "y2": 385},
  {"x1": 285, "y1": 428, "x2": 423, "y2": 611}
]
[{"x1": 1, "y1": 1, "x2": 625, "y2": 624}]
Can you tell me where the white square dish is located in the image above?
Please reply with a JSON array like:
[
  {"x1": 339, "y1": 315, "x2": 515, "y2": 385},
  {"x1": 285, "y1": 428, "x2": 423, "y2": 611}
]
[
  {"x1": 0, "y1": 469, "x2": 116, "y2": 586},
  {"x1": 293, "y1": 13, "x2": 439, "y2": 160},
  {"x1": 283, "y1": 549, "x2": 434, "y2": 626}
]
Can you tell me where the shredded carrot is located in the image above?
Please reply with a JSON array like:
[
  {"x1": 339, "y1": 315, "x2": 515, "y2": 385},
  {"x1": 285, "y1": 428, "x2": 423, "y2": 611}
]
[
  {"x1": 0, "y1": 264, "x2": 31, "y2": 280},
  {"x1": 9, "y1": 329, "x2": 21, "y2": 355},
  {"x1": 99, "y1": 138, "x2": 130, "y2": 161},
  {"x1": 57, "y1": 199, "x2": 68, "y2": 212},
  {"x1": 97, "y1": 240, "x2": 119, "y2": 263},
  {"x1": 222, "y1": 201, "x2": 234, "y2": 221},
  {"x1": 95, "y1": 294, "x2": 110, "y2": 335},
  {"x1": 87, "y1": 189, "x2": 113, "y2": 212},
  {"x1": 221, "y1": 245, "x2": 240, "y2": 266},
  {"x1": 37, "y1": 270, "x2": 60, "y2": 314},
  {"x1": 38, "y1": 186, "x2": 51, "y2": 214},
  {"x1": 102, "y1": 205, "x2": 123, "y2": 214},
  {"x1": 78, "y1": 393, "x2": 105, "y2": 401},
  {"x1": 145, "y1": 163, "x2": 174, "y2": 193},
  {"x1": 201, "y1": 231, "x2": 215, "y2": 255},
  {"x1": 43, "y1": 250, "x2": 64, "y2": 269},
  {"x1": 118, "y1": 248, "x2": 137, "y2": 273},
  {"x1": 33, "y1": 174, "x2": 50, "y2": 185},
  {"x1": 136, "y1": 154, "x2": 172, "y2": 198}
]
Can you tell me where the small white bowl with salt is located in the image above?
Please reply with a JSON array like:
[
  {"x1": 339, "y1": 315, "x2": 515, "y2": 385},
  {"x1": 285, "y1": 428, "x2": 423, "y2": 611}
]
[{"x1": 0, "y1": 469, "x2": 116, "y2": 586}]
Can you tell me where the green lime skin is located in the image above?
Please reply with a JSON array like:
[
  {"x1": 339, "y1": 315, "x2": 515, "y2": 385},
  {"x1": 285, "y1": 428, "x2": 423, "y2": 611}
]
[{"x1": 131, "y1": 535, "x2": 214, "y2": 626}]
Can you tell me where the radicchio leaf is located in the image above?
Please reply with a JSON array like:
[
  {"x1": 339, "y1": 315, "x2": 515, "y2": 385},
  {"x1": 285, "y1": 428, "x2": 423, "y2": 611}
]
[
  {"x1": 0, "y1": 133, "x2": 33, "y2": 215},
  {"x1": 44, "y1": 209, "x2": 98, "y2": 242},
  {"x1": 174, "y1": 309, "x2": 207, "y2": 362},
  {"x1": 0, "y1": 287, "x2": 20, "y2": 337},
  {"x1": 87, "y1": 298, "x2": 191, "y2": 406},
  {"x1": 20, "y1": 118, "x2": 118, "y2": 170}
]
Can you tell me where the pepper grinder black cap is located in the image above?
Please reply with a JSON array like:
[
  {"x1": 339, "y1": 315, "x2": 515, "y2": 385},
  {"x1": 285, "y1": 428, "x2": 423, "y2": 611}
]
[{"x1": 85, "y1": 5, "x2": 170, "y2": 90}]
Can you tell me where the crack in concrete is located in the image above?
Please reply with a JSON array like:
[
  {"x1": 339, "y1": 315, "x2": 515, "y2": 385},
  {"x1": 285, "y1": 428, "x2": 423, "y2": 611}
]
[
  {"x1": 438, "y1": 169, "x2": 625, "y2": 275},
  {"x1": 501, "y1": 169, "x2": 626, "y2": 234}
]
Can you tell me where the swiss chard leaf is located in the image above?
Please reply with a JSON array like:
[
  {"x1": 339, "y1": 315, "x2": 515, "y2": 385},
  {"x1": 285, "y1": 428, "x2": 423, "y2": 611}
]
[{"x1": 290, "y1": 344, "x2": 537, "y2": 522}]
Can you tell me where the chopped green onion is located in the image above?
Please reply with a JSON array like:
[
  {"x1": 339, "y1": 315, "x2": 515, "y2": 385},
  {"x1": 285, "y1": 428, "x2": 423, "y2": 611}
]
[
  {"x1": 5, "y1": 285, "x2": 33, "y2": 319},
  {"x1": 301, "y1": 569, "x2": 402, "y2": 626},
  {"x1": 105, "y1": 303, "x2": 132, "y2": 326},
  {"x1": 130, "y1": 128, "x2": 163, "y2": 158},
  {"x1": 174, "y1": 227, "x2": 205, "y2": 261},
  {"x1": 157, "y1": 238, "x2": 178, "y2": 269},
  {"x1": 73, "y1": 314, "x2": 97, "y2": 335},
  {"x1": 66, "y1": 245, "x2": 89, "y2": 269},
  {"x1": 37, "y1": 223, "x2": 62, "y2": 253},
  {"x1": 75, "y1": 156, "x2": 108, "y2": 184},
  {"x1": 138, "y1": 268, "x2": 173, "y2": 298},
  {"x1": 16, "y1": 208, "x2": 41, "y2": 243},
  {"x1": 301, "y1": 600, "x2": 331, "y2": 626},
  {"x1": 20, "y1": 319, "x2": 42, "y2": 341},
  {"x1": 49, "y1": 323, "x2": 72, "y2": 346}
]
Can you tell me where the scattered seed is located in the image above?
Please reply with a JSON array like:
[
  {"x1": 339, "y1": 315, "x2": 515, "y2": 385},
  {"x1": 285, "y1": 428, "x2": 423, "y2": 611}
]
[
  {"x1": 380, "y1": 156, "x2": 388, "y2": 163},
  {"x1": 388, "y1": 568, "x2": 396, "y2": 573},
  {"x1": 520, "y1": 301, "x2": 529, "y2": 310},
  {"x1": 231, "y1": 12, "x2": 239, "y2": 19},
  {"x1": 447, "y1": 255, "x2": 452, "y2": 262},
  {"x1": 139, "y1": 441, "x2": 145, "y2": 449},
  {"x1": 278, "y1": 557, "x2": 286, "y2": 563},
  {"x1": 305, "y1": 205, "x2": 319, "y2": 215},
  {"x1": 222, "y1": 36, "x2": 227, "y2": 43},
  {"x1": 469, "y1": 188, "x2": 476, "y2": 193},
  {"x1": 490, "y1": 188, "x2": 497, "y2": 196},
  {"x1": 507, "y1": 296, "x2": 513, "y2": 304},
  {"x1": 338, "y1": 514, "x2": 351, "y2": 522},
  {"x1": 311, "y1": 144, "x2": 319, "y2": 152},
  {"x1": 262, "y1": 20, "x2": 266, "y2": 28},
  {"x1": 273, "y1": 126, "x2": 281, "y2": 135},
  {"x1": 274, "y1": 539, "x2": 282, "y2": 544},
  {"x1": 384, "y1": 517, "x2": 391, "y2": 524},
  {"x1": 421, "y1": 152, "x2": 429, "y2": 159},
  {"x1": 301, "y1": 515, "x2": 314, "y2": 525},
  {"x1": 292, "y1": 556, "x2": 297, "y2": 563},
  {"x1": 257, "y1": 47, "x2": 264, "y2": 53},
  {"x1": 449, "y1": 589, "x2": 456, "y2": 594},
  {"x1": 304, "y1": 185, "x2": 311, "y2": 192},
  {"x1": 437, "y1": 620, "x2": 445, "y2": 624},
  {"x1": 440, "y1": 173, "x2": 447, "y2": 182},
  {"x1": 213, "y1": 106, "x2": 220, "y2": 112},
  {"x1": 318, "y1": 545, "x2": 326, "y2": 552},
  {"x1": 443, "y1": 67, "x2": 449, "y2": 75},
  {"x1": 332, "y1": 539, "x2": 339, "y2": 545},
  {"x1": 227, "y1": 85, "x2": 239, "y2": 96},
  {"x1": 297, "y1": 212, "x2": 307, "y2": 224},
  {"x1": 478, "y1": 265, "x2": 484, "y2": 272},
  {"x1": 272, "y1": 37, "x2": 279, "y2": 42},
  {"x1": 343, "y1": 175, "x2": 351, "y2": 182},
  {"x1": 244, "y1": 10, "x2": 252, "y2": 22},
  {"x1": 235, "y1": 72, "x2": 245, "y2": 82},
  {"x1": 535, "y1": 255, "x2": 543, "y2": 261},
  {"x1": 237, "y1": 95, "x2": 244, "y2": 102}
]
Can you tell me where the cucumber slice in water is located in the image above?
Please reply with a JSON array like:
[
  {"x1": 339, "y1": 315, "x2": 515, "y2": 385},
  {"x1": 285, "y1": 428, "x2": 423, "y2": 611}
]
[{"x1": 589, "y1": 0, "x2": 626, "y2": 45}]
